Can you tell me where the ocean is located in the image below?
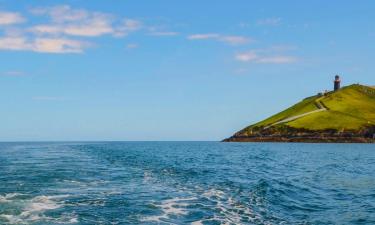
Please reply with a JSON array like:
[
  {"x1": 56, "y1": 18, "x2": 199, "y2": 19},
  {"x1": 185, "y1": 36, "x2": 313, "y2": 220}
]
[{"x1": 0, "y1": 142, "x2": 374, "y2": 225}]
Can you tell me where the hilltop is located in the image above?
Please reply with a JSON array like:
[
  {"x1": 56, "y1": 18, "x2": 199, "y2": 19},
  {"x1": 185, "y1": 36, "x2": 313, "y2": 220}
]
[{"x1": 224, "y1": 84, "x2": 375, "y2": 143}]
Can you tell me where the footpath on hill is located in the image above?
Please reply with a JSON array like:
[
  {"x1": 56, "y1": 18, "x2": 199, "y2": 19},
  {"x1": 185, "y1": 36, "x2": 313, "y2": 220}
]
[{"x1": 264, "y1": 97, "x2": 328, "y2": 129}]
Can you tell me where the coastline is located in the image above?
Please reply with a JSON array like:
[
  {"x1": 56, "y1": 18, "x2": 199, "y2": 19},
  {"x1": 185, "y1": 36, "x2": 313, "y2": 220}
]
[{"x1": 223, "y1": 136, "x2": 375, "y2": 143}]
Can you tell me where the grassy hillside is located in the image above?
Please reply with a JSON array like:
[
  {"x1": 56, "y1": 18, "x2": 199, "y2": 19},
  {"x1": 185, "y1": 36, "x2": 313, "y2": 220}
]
[
  {"x1": 288, "y1": 85, "x2": 375, "y2": 130},
  {"x1": 240, "y1": 84, "x2": 375, "y2": 134},
  {"x1": 252, "y1": 95, "x2": 320, "y2": 127}
]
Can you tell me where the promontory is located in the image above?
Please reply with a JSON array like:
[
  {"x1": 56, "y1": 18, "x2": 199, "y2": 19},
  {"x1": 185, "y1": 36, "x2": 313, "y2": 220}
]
[{"x1": 224, "y1": 77, "x2": 375, "y2": 143}]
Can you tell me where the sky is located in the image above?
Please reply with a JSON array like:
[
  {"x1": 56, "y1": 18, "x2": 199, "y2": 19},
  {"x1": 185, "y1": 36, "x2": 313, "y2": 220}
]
[{"x1": 0, "y1": 0, "x2": 374, "y2": 141}]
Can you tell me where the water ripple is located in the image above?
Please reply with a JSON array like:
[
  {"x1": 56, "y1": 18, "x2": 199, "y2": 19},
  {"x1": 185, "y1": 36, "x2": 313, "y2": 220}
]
[{"x1": 0, "y1": 142, "x2": 374, "y2": 224}]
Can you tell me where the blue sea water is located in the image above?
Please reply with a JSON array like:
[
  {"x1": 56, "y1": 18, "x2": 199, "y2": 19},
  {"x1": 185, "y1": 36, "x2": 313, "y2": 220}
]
[{"x1": 0, "y1": 142, "x2": 374, "y2": 225}]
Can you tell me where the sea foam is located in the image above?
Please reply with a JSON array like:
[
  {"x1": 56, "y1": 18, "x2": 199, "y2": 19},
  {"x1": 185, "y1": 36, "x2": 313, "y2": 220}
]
[{"x1": 0, "y1": 194, "x2": 77, "y2": 224}]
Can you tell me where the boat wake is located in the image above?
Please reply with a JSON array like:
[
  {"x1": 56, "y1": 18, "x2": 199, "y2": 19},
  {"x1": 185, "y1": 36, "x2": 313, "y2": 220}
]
[
  {"x1": 0, "y1": 193, "x2": 77, "y2": 224},
  {"x1": 141, "y1": 187, "x2": 272, "y2": 225}
]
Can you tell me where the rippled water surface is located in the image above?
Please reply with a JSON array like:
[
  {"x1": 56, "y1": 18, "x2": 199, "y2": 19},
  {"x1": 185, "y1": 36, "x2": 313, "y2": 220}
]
[{"x1": 0, "y1": 142, "x2": 374, "y2": 225}]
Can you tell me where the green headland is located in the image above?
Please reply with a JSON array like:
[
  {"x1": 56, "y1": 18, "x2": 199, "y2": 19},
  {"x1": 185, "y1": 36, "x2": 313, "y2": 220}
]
[{"x1": 224, "y1": 84, "x2": 375, "y2": 143}]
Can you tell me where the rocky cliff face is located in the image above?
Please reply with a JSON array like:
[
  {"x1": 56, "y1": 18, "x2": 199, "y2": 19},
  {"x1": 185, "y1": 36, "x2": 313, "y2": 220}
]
[{"x1": 223, "y1": 125, "x2": 375, "y2": 143}]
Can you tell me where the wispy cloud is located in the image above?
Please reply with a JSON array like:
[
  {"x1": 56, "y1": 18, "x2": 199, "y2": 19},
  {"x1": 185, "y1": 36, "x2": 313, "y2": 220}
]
[
  {"x1": 0, "y1": 5, "x2": 145, "y2": 53},
  {"x1": 30, "y1": 5, "x2": 114, "y2": 37},
  {"x1": 0, "y1": 5, "x2": 233, "y2": 55},
  {"x1": 33, "y1": 38, "x2": 89, "y2": 53},
  {"x1": 235, "y1": 51, "x2": 258, "y2": 62},
  {"x1": 30, "y1": 20, "x2": 113, "y2": 37},
  {"x1": 0, "y1": 36, "x2": 89, "y2": 53},
  {"x1": 0, "y1": 5, "x2": 266, "y2": 56},
  {"x1": 0, "y1": 36, "x2": 30, "y2": 51},
  {"x1": 30, "y1": 5, "x2": 142, "y2": 37},
  {"x1": 235, "y1": 50, "x2": 297, "y2": 64},
  {"x1": 31, "y1": 5, "x2": 88, "y2": 22},
  {"x1": 0, "y1": 11, "x2": 25, "y2": 25},
  {"x1": 187, "y1": 33, "x2": 252, "y2": 45},
  {"x1": 187, "y1": 33, "x2": 220, "y2": 40},
  {"x1": 257, "y1": 17, "x2": 281, "y2": 26}
]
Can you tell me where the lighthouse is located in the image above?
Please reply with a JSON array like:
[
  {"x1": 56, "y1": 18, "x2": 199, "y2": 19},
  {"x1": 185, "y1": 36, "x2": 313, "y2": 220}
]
[{"x1": 334, "y1": 75, "x2": 341, "y2": 91}]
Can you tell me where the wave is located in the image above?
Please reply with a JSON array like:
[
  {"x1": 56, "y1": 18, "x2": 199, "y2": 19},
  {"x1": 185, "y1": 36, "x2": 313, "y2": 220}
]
[
  {"x1": 142, "y1": 197, "x2": 197, "y2": 223},
  {"x1": 199, "y1": 188, "x2": 269, "y2": 225},
  {"x1": 0, "y1": 193, "x2": 77, "y2": 224},
  {"x1": 0, "y1": 193, "x2": 25, "y2": 203},
  {"x1": 141, "y1": 186, "x2": 272, "y2": 225}
]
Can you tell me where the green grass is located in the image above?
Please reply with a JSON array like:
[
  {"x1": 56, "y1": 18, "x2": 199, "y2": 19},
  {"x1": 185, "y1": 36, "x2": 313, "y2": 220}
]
[
  {"x1": 251, "y1": 95, "x2": 320, "y2": 127},
  {"x1": 288, "y1": 84, "x2": 375, "y2": 130},
  {"x1": 287, "y1": 110, "x2": 370, "y2": 130},
  {"x1": 241, "y1": 84, "x2": 375, "y2": 133}
]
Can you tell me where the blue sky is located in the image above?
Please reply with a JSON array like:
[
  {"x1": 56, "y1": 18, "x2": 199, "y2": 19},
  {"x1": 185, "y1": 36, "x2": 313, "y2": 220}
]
[{"x1": 0, "y1": 1, "x2": 374, "y2": 141}]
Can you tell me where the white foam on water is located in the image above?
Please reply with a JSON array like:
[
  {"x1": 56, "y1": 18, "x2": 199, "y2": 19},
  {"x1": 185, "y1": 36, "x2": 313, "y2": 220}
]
[
  {"x1": 142, "y1": 197, "x2": 197, "y2": 223},
  {"x1": 143, "y1": 171, "x2": 153, "y2": 182},
  {"x1": 197, "y1": 188, "x2": 269, "y2": 225},
  {"x1": 0, "y1": 193, "x2": 25, "y2": 203},
  {"x1": 141, "y1": 187, "x2": 268, "y2": 225},
  {"x1": 68, "y1": 217, "x2": 79, "y2": 223},
  {"x1": 202, "y1": 188, "x2": 226, "y2": 199},
  {"x1": 191, "y1": 220, "x2": 204, "y2": 225},
  {"x1": 0, "y1": 194, "x2": 78, "y2": 224},
  {"x1": 26, "y1": 195, "x2": 62, "y2": 212}
]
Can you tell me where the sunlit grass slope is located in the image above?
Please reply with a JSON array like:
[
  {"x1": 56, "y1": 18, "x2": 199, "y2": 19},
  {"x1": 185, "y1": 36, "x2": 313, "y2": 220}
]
[
  {"x1": 288, "y1": 84, "x2": 375, "y2": 130},
  {"x1": 252, "y1": 95, "x2": 320, "y2": 127},
  {"x1": 246, "y1": 84, "x2": 375, "y2": 132}
]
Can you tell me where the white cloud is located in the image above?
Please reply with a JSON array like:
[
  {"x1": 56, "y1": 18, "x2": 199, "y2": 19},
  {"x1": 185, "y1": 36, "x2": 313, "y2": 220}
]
[
  {"x1": 29, "y1": 25, "x2": 60, "y2": 34},
  {"x1": 31, "y1": 20, "x2": 113, "y2": 37},
  {"x1": 187, "y1": 33, "x2": 251, "y2": 45},
  {"x1": 31, "y1": 5, "x2": 89, "y2": 23},
  {"x1": 30, "y1": 6, "x2": 115, "y2": 37},
  {"x1": 0, "y1": 5, "x2": 145, "y2": 53},
  {"x1": 0, "y1": 36, "x2": 30, "y2": 50},
  {"x1": 236, "y1": 51, "x2": 258, "y2": 62},
  {"x1": 0, "y1": 11, "x2": 25, "y2": 25},
  {"x1": 235, "y1": 51, "x2": 297, "y2": 64},
  {"x1": 30, "y1": 5, "x2": 142, "y2": 38},
  {"x1": 33, "y1": 38, "x2": 88, "y2": 53},
  {"x1": 0, "y1": 35, "x2": 89, "y2": 53},
  {"x1": 0, "y1": 5, "x2": 192, "y2": 55},
  {"x1": 187, "y1": 33, "x2": 220, "y2": 40}
]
